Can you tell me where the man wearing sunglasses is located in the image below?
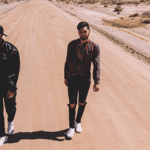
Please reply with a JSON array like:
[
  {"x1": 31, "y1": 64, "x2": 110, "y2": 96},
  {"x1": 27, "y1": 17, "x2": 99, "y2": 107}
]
[{"x1": 64, "y1": 22, "x2": 100, "y2": 139}]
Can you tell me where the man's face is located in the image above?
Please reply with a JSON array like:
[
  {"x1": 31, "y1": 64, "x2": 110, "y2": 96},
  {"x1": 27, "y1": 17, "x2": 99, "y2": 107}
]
[{"x1": 78, "y1": 26, "x2": 90, "y2": 40}]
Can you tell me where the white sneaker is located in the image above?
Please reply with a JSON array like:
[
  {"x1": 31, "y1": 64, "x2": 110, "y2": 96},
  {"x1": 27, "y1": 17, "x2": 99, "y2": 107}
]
[
  {"x1": 0, "y1": 136, "x2": 8, "y2": 147},
  {"x1": 66, "y1": 128, "x2": 75, "y2": 139},
  {"x1": 8, "y1": 121, "x2": 14, "y2": 135},
  {"x1": 75, "y1": 122, "x2": 82, "y2": 133}
]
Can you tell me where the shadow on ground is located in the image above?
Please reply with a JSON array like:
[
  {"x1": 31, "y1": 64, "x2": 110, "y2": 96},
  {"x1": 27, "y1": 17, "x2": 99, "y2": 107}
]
[{"x1": 6, "y1": 128, "x2": 69, "y2": 143}]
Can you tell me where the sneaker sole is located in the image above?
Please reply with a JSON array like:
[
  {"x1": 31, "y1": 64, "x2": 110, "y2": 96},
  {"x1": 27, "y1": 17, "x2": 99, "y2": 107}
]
[
  {"x1": 75, "y1": 130, "x2": 82, "y2": 133},
  {"x1": 8, "y1": 130, "x2": 14, "y2": 135},
  {"x1": 4, "y1": 137, "x2": 8, "y2": 143},
  {"x1": 0, "y1": 136, "x2": 8, "y2": 146},
  {"x1": 66, "y1": 135, "x2": 73, "y2": 139}
]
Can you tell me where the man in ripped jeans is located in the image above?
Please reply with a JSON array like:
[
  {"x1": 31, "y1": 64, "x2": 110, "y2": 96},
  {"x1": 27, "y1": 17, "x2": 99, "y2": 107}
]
[{"x1": 64, "y1": 22, "x2": 100, "y2": 139}]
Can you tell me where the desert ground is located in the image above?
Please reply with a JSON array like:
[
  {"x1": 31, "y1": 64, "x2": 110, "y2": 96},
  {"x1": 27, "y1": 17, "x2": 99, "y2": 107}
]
[
  {"x1": 1, "y1": 0, "x2": 150, "y2": 150},
  {"x1": 0, "y1": 0, "x2": 27, "y2": 15},
  {"x1": 52, "y1": 0, "x2": 150, "y2": 63}
]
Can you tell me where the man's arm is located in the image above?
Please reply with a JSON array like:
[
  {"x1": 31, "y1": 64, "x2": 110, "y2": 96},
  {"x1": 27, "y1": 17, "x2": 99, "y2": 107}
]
[
  {"x1": 93, "y1": 44, "x2": 100, "y2": 92},
  {"x1": 7, "y1": 49, "x2": 20, "y2": 94},
  {"x1": 64, "y1": 43, "x2": 71, "y2": 86}
]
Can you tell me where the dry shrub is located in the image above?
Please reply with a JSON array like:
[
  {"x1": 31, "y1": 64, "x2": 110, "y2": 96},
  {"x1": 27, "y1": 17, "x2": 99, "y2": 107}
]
[
  {"x1": 85, "y1": 0, "x2": 94, "y2": 3},
  {"x1": 141, "y1": 11, "x2": 150, "y2": 18},
  {"x1": 111, "y1": 0, "x2": 117, "y2": 4},
  {"x1": 4, "y1": 0, "x2": 9, "y2": 4},
  {"x1": 101, "y1": 0, "x2": 111, "y2": 5},
  {"x1": 77, "y1": 0, "x2": 98, "y2": 4},
  {"x1": 77, "y1": 0, "x2": 84, "y2": 4},
  {"x1": 103, "y1": 17, "x2": 145, "y2": 28},
  {"x1": 140, "y1": 18, "x2": 150, "y2": 24},
  {"x1": 133, "y1": 1, "x2": 140, "y2": 4},
  {"x1": 129, "y1": 13, "x2": 139, "y2": 17},
  {"x1": 117, "y1": 1, "x2": 126, "y2": 5},
  {"x1": 140, "y1": 11, "x2": 150, "y2": 24},
  {"x1": 104, "y1": 4, "x2": 108, "y2": 7},
  {"x1": 114, "y1": 5, "x2": 123, "y2": 12}
]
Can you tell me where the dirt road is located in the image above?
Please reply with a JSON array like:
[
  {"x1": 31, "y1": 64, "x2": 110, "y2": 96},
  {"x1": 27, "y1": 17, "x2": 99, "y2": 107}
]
[{"x1": 1, "y1": 0, "x2": 150, "y2": 149}]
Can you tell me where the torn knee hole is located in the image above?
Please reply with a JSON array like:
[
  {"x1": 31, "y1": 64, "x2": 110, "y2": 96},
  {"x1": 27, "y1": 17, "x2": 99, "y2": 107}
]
[
  {"x1": 79, "y1": 103, "x2": 85, "y2": 106},
  {"x1": 70, "y1": 104, "x2": 76, "y2": 108},
  {"x1": 79, "y1": 102, "x2": 87, "y2": 106}
]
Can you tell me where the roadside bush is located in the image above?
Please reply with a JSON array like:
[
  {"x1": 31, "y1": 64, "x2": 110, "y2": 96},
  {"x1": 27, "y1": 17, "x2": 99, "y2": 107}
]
[
  {"x1": 141, "y1": 11, "x2": 150, "y2": 18},
  {"x1": 77, "y1": 0, "x2": 98, "y2": 4},
  {"x1": 133, "y1": 1, "x2": 140, "y2": 4},
  {"x1": 77, "y1": 0, "x2": 84, "y2": 4},
  {"x1": 126, "y1": 1, "x2": 132, "y2": 4},
  {"x1": 85, "y1": 0, "x2": 93, "y2": 3},
  {"x1": 140, "y1": 11, "x2": 150, "y2": 24},
  {"x1": 111, "y1": 0, "x2": 117, "y2": 4},
  {"x1": 117, "y1": 2, "x2": 125, "y2": 5},
  {"x1": 140, "y1": 18, "x2": 150, "y2": 24},
  {"x1": 129, "y1": 13, "x2": 139, "y2": 17},
  {"x1": 104, "y1": 4, "x2": 108, "y2": 7},
  {"x1": 114, "y1": 5, "x2": 123, "y2": 12},
  {"x1": 4, "y1": 0, "x2": 9, "y2": 4}
]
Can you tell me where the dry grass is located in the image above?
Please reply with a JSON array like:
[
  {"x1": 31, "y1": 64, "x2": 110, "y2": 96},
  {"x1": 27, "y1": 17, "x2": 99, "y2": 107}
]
[
  {"x1": 141, "y1": 10, "x2": 150, "y2": 18},
  {"x1": 129, "y1": 13, "x2": 139, "y2": 17},
  {"x1": 103, "y1": 11, "x2": 150, "y2": 28},
  {"x1": 0, "y1": 0, "x2": 23, "y2": 4},
  {"x1": 103, "y1": 17, "x2": 146, "y2": 28},
  {"x1": 58, "y1": 0, "x2": 150, "y2": 5}
]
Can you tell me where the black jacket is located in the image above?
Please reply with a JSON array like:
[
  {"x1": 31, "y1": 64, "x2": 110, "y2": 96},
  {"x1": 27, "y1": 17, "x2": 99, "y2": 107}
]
[{"x1": 0, "y1": 39, "x2": 20, "y2": 92}]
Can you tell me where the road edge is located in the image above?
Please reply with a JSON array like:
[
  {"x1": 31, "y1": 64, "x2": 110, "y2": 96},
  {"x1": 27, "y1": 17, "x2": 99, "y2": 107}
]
[
  {"x1": 51, "y1": 1, "x2": 150, "y2": 65},
  {"x1": 0, "y1": 0, "x2": 30, "y2": 16}
]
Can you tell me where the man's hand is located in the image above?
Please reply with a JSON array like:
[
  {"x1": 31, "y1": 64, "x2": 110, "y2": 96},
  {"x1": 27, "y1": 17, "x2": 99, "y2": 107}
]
[
  {"x1": 64, "y1": 79, "x2": 68, "y2": 86},
  {"x1": 7, "y1": 91, "x2": 15, "y2": 99},
  {"x1": 93, "y1": 84, "x2": 100, "y2": 92}
]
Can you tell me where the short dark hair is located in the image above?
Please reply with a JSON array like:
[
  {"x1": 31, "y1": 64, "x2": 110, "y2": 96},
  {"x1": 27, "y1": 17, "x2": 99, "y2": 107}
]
[{"x1": 77, "y1": 22, "x2": 90, "y2": 30}]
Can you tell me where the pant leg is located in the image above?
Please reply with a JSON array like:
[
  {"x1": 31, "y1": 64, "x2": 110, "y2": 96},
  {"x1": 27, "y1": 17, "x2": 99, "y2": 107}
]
[
  {"x1": 68, "y1": 104, "x2": 76, "y2": 128},
  {"x1": 68, "y1": 76, "x2": 79, "y2": 104},
  {"x1": 4, "y1": 92, "x2": 16, "y2": 122},
  {"x1": 0, "y1": 94, "x2": 5, "y2": 137},
  {"x1": 78, "y1": 75, "x2": 91, "y2": 103},
  {"x1": 67, "y1": 76, "x2": 79, "y2": 128},
  {"x1": 76, "y1": 75, "x2": 90, "y2": 123}
]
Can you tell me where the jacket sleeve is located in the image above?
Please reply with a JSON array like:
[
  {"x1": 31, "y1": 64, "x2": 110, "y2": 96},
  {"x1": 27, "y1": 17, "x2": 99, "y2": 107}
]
[
  {"x1": 64, "y1": 43, "x2": 71, "y2": 79},
  {"x1": 7, "y1": 49, "x2": 20, "y2": 91},
  {"x1": 93, "y1": 44, "x2": 100, "y2": 84}
]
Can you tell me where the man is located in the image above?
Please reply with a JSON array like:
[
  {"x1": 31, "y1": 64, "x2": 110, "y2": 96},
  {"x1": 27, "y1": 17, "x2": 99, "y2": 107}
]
[
  {"x1": 0, "y1": 25, "x2": 20, "y2": 146},
  {"x1": 64, "y1": 22, "x2": 100, "y2": 139}
]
